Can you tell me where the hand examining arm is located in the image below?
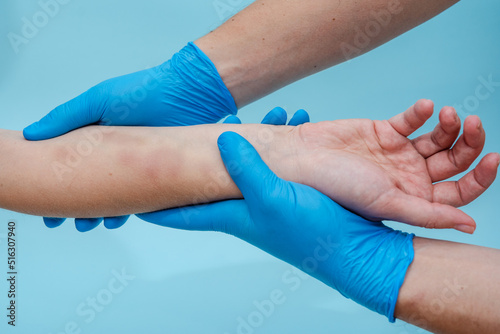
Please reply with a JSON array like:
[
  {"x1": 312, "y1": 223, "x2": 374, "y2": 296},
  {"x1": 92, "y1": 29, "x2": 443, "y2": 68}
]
[
  {"x1": 23, "y1": 0, "x2": 461, "y2": 138},
  {"x1": 23, "y1": 0, "x2": 463, "y2": 229},
  {"x1": 138, "y1": 132, "x2": 500, "y2": 333},
  {"x1": 24, "y1": 42, "x2": 237, "y2": 230},
  {"x1": 2, "y1": 101, "x2": 498, "y2": 231}
]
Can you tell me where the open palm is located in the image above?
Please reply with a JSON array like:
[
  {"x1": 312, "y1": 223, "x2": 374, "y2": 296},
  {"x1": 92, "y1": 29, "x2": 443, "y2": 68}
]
[{"x1": 297, "y1": 99, "x2": 499, "y2": 232}]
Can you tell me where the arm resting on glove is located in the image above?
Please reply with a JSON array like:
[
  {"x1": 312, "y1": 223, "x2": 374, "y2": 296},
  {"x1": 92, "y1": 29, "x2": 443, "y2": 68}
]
[
  {"x1": 0, "y1": 124, "x2": 297, "y2": 218},
  {"x1": 0, "y1": 103, "x2": 497, "y2": 230}
]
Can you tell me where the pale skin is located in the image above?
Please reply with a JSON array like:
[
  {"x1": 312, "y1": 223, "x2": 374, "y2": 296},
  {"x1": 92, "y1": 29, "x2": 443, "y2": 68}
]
[
  {"x1": 200, "y1": 7, "x2": 500, "y2": 332},
  {"x1": 1, "y1": 100, "x2": 497, "y2": 232},
  {"x1": 195, "y1": 0, "x2": 461, "y2": 107},
  {"x1": 396, "y1": 238, "x2": 500, "y2": 334},
  {"x1": 1, "y1": 100, "x2": 498, "y2": 332}
]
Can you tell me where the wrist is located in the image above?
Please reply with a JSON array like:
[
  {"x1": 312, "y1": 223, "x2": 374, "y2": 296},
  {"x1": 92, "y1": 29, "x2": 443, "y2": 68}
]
[
  {"x1": 288, "y1": 121, "x2": 331, "y2": 189},
  {"x1": 230, "y1": 124, "x2": 301, "y2": 184}
]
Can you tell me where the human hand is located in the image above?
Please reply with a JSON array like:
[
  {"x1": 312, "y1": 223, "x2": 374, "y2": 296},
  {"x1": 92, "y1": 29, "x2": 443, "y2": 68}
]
[
  {"x1": 138, "y1": 132, "x2": 414, "y2": 322},
  {"x1": 294, "y1": 99, "x2": 499, "y2": 233},
  {"x1": 45, "y1": 107, "x2": 309, "y2": 232},
  {"x1": 33, "y1": 42, "x2": 234, "y2": 231},
  {"x1": 23, "y1": 42, "x2": 237, "y2": 141}
]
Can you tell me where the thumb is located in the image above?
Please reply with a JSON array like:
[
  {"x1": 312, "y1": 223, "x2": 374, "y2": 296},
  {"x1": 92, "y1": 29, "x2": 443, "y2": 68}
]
[
  {"x1": 23, "y1": 91, "x2": 98, "y2": 141},
  {"x1": 217, "y1": 132, "x2": 282, "y2": 208},
  {"x1": 388, "y1": 193, "x2": 476, "y2": 234}
]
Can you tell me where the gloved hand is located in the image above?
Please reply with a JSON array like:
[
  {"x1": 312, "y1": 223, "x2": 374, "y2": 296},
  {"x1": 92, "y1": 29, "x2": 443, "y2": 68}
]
[
  {"x1": 24, "y1": 42, "x2": 237, "y2": 140},
  {"x1": 28, "y1": 42, "x2": 233, "y2": 232},
  {"x1": 44, "y1": 107, "x2": 310, "y2": 232},
  {"x1": 138, "y1": 132, "x2": 415, "y2": 322}
]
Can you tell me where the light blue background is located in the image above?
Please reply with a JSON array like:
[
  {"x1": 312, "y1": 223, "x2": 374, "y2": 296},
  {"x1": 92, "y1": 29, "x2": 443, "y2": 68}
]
[{"x1": 0, "y1": 0, "x2": 499, "y2": 333}]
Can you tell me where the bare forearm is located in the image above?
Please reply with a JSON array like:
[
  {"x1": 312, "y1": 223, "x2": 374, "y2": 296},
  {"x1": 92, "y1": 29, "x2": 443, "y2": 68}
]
[
  {"x1": 0, "y1": 125, "x2": 297, "y2": 218},
  {"x1": 395, "y1": 237, "x2": 500, "y2": 333},
  {"x1": 196, "y1": 0, "x2": 459, "y2": 107}
]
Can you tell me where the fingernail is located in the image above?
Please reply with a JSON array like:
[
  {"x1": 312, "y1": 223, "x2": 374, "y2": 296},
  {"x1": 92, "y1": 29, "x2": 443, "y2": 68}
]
[{"x1": 455, "y1": 224, "x2": 475, "y2": 234}]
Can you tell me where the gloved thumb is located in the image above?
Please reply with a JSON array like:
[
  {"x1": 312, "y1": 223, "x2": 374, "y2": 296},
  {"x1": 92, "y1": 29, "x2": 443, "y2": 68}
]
[
  {"x1": 23, "y1": 91, "x2": 98, "y2": 141},
  {"x1": 217, "y1": 132, "x2": 282, "y2": 209}
]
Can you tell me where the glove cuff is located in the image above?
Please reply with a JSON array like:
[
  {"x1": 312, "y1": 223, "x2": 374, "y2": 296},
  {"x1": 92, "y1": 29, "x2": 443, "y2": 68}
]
[
  {"x1": 385, "y1": 231, "x2": 415, "y2": 322},
  {"x1": 336, "y1": 220, "x2": 415, "y2": 323},
  {"x1": 160, "y1": 42, "x2": 238, "y2": 124},
  {"x1": 187, "y1": 42, "x2": 238, "y2": 115}
]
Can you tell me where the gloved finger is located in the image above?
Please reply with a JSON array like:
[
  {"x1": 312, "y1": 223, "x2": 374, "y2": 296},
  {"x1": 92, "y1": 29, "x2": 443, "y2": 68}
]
[
  {"x1": 223, "y1": 115, "x2": 242, "y2": 124},
  {"x1": 261, "y1": 107, "x2": 287, "y2": 125},
  {"x1": 75, "y1": 218, "x2": 104, "y2": 232},
  {"x1": 137, "y1": 200, "x2": 249, "y2": 234},
  {"x1": 288, "y1": 109, "x2": 310, "y2": 126},
  {"x1": 217, "y1": 131, "x2": 282, "y2": 210},
  {"x1": 104, "y1": 215, "x2": 131, "y2": 229},
  {"x1": 23, "y1": 91, "x2": 96, "y2": 141},
  {"x1": 44, "y1": 217, "x2": 67, "y2": 228}
]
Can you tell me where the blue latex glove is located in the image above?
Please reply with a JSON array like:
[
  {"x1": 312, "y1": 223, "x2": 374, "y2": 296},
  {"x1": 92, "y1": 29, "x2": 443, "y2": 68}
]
[
  {"x1": 24, "y1": 42, "x2": 237, "y2": 139},
  {"x1": 29, "y1": 42, "x2": 235, "y2": 231},
  {"x1": 138, "y1": 132, "x2": 415, "y2": 322},
  {"x1": 44, "y1": 107, "x2": 309, "y2": 232}
]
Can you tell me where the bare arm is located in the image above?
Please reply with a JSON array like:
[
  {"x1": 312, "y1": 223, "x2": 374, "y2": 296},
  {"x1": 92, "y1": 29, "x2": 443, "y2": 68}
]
[
  {"x1": 196, "y1": 0, "x2": 460, "y2": 106},
  {"x1": 0, "y1": 123, "x2": 294, "y2": 218},
  {"x1": 395, "y1": 237, "x2": 500, "y2": 334},
  {"x1": 0, "y1": 101, "x2": 496, "y2": 230}
]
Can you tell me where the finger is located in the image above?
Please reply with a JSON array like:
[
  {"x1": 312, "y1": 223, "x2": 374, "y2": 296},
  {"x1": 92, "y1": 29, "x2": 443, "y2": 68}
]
[
  {"x1": 104, "y1": 215, "x2": 130, "y2": 229},
  {"x1": 137, "y1": 200, "x2": 249, "y2": 234},
  {"x1": 388, "y1": 99, "x2": 434, "y2": 137},
  {"x1": 383, "y1": 191, "x2": 476, "y2": 234},
  {"x1": 288, "y1": 109, "x2": 310, "y2": 126},
  {"x1": 75, "y1": 218, "x2": 103, "y2": 232},
  {"x1": 44, "y1": 217, "x2": 66, "y2": 228},
  {"x1": 426, "y1": 116, "x2": 485, "y2": 182},
  {"x1": 411, "y1": 106, "x2": 461, "y2": 158},
  {"x1": 223, "y1": 115, "x2": 242, "y2": 124},
  {"x1": 433, "y1": 153, "x2": 500, "y2": 207},
  {"x1": 261, "y1": 107, "x2": 287, "y2": 125},
  {"x1": 217, "y1": 132, "x2": 282, "y2": 209},
  {"x1": 23, "y1": 91, "x2": 95, "y2": 141}
]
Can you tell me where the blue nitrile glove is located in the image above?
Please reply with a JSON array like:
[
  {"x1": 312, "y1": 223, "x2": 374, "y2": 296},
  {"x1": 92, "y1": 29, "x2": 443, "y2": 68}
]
[
  {"x1": 24, "y1": 42, "x2": 237, "y2": 140},
  {"x1": 30, "y1": 42, "x2": 234, "y2": 232},
  {"x1": 44, "y1": 107, "x2": 309, "y2": 232},
  {"x1": 138, "y1": 132, "x2": 415, "y2": 322}
]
